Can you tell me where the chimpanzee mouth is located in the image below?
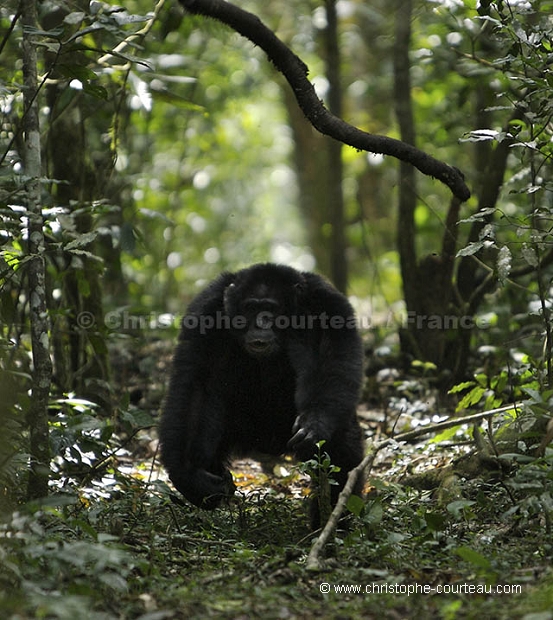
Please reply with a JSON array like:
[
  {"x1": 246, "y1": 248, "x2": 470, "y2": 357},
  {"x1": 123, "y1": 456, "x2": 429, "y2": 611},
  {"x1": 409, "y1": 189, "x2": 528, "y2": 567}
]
[{"x1": 245, "y1": 341, "x2": 275, "y2": 356}]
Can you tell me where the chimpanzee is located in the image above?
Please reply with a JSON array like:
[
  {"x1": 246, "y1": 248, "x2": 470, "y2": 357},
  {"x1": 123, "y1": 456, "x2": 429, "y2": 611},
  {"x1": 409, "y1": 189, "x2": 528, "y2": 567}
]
[{"x1": 159, "y1": 263, "x2": 364, "y2": 525}]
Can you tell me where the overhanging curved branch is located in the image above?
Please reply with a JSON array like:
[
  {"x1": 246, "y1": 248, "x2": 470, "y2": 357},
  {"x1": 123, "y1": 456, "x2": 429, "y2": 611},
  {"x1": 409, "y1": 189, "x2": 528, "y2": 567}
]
[{"x1": 180, "y1": 0, "x2": 471, "y2": 202}]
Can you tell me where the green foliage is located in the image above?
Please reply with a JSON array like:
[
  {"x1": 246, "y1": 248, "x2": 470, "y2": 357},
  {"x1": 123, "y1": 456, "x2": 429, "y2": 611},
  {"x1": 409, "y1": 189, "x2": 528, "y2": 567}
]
[
  {"x1": 299, "y1": 440, "x2": 341, "y2": 525},
  {"x1": 0, "y1": 328, "x2": 32, "y2": 511},
  {"x1": 0, "y1": 507, "x2": 140, "y2": 618},
  {"x1": 2, "y1": 1, "x2": 553, "y2": 617},
  {"x1": 2, "y1": 453, "x2": 552, "y2": 619}
]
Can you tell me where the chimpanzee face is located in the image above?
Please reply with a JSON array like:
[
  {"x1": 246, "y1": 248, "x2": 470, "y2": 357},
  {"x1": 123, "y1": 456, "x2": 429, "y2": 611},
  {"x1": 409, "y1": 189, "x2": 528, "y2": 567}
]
[{"x1": 224, "y1": 281, "x2": 286, "y2": 358}]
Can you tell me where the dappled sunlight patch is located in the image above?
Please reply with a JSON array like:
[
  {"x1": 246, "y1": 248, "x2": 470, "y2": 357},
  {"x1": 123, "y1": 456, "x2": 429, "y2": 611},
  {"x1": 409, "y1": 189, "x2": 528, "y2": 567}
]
[{"x1": 231, "y1": 457, "x2": 310, "y2": 501}]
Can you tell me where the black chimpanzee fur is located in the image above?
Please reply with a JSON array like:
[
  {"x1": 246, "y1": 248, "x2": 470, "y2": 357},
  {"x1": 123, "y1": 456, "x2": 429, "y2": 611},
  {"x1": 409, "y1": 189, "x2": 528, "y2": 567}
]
[{"x1": 159, "y1": 263, "x2": 364, "y2": 525}]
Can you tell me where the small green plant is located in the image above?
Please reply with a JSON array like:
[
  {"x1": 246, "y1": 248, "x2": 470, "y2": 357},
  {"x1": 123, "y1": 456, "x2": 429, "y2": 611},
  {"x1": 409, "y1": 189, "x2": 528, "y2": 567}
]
[{"x1": 300, "y1": 440, "x2": 341, "y2": 526}]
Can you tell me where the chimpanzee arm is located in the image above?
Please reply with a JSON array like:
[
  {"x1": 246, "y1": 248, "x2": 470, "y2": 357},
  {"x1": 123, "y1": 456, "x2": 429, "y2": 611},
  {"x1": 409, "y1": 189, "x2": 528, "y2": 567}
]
[
  {"x1": 286, "y1": 273, "x2": 363, "y2": 457},
  {"x1": 159, "y1": 273, "x2": 237, "y2": 508}
]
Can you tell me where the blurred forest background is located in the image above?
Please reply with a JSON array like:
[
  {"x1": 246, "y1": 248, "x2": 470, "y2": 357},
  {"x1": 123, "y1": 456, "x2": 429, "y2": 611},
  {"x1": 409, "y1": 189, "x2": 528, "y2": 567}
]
[{"x1": 2, "y1": 0, "x2": 553, "y2": 618}]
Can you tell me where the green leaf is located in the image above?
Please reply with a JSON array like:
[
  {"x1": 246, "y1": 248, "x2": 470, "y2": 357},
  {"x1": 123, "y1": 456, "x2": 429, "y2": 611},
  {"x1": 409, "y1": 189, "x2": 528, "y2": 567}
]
[
  {"x1": 460, "y1": 128, "x2": 504, "y2": 142},
  {"x1": 151, "y1": 89, "x2": 206, "y2": 112},
  {"x1": 346, "y1": 494, "x2": 365, "y2": 517},
  {"x1": 448, "y1": 381, "x2": 475, "y2": 395},
  {"x1": 456, "y1": 386, "x2": 485, "y2": 411},
  {"x1": 521, "y1": 244, "x2": 538, "y2": 267},
  {"x1": 456, "y1": 241, "x2": 485, "y2": 257},
  {"x1": 431, "y1": 425, "x2": 462, "y2": 443},
  {"x1": 120, "y1": 409, "x2": 156, "y2": 429},
  {"x1": 57, "y1": 64, "x2": 98, "y2": 82},
  {"x1": 455, "y1": 545, "x2": 491, "y2": 570},
  {"x1": 425, "y1": 511, "x2": 446, "y2": 532},
  {"x1": 64, "y1": 232, "x2": 98, "y2": 251},
  {"x1": 23, "y1": 25, "x2": 64, "y2": 39},
  {"x1": 65, "y1": 249, "x2": 103, "y2": 262},
  {"x1": 82, "y1": 82, "x2": 109, "y2": 100},
  {"x1": 447, "y1": 500, "x2": 475, "y2": 519},
  {"x1": 497, "y1": 245, "x2": 511, "y2": 284},
  {"x1": 363, "y1": 500, "x2": 384, "y2": 526},
  {"x1": 458, "y1": 207, "x2": 496, "y2": 224},
  {"x1": 64, "y1": 11, "x2": 86, "y2": 26}
]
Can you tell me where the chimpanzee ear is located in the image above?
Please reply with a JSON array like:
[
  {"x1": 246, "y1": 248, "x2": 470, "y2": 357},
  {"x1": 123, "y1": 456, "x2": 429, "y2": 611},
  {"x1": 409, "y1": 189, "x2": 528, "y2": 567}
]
[{"x1": 223, "y1": 282, "x2": 236, "y2": 315}]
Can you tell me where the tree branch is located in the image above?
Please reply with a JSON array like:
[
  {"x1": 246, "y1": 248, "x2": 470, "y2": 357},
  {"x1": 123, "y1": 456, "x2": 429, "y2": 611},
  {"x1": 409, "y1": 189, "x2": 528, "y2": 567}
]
[
  {"x1": 305, "y1": 403, "x2": 519, "y2": 569},
  {"x1": 179, "y1": 0, "x2": 471, "y2": 202}
]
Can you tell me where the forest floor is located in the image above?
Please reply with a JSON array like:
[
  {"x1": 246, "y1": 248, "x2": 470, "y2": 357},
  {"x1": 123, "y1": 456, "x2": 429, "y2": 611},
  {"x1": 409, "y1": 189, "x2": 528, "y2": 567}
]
[{"x1": 2, "y1": 336, "x2": 553, "y2": 619}]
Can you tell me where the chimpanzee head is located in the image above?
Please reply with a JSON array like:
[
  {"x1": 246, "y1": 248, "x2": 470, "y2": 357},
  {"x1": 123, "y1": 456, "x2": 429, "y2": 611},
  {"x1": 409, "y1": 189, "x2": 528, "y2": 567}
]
[{"x1": 223, "y1": 264, "x2": 305, "y2": 358}]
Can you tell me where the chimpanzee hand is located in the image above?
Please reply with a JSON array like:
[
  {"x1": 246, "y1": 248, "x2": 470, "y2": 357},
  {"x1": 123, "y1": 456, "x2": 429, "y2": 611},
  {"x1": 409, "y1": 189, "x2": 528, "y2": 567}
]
[
  {"x1": 172, "y1": 467, "x2": 236, "y2": 510},
  {"x1": 287, "y1": 413, "x2": 332, "y2": 459}
]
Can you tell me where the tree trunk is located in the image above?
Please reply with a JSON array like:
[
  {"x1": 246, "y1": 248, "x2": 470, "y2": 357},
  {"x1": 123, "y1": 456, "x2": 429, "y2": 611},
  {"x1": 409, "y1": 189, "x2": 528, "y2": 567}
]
[
  {"x1": 283, "y1": 87, "x2": 332, "y2": 278},
  {"x1": 393, "y1": 5, "x2": 514, "y2": 382},
  {"x1": 282, "y1": 1, "x2": 349, "y2": 290},
  {"x1": 393, "y1": 1, "x2": 460, "y2": 381},
  {"x1": 324, "y1": 0, "x2": 347, "y2": 292},
  {"x1": 22, "y1": 0, "x2": 52, "y2": 500},
  {"x1": 393, "y1": 0, "x2": 417, "y2": 312}
]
